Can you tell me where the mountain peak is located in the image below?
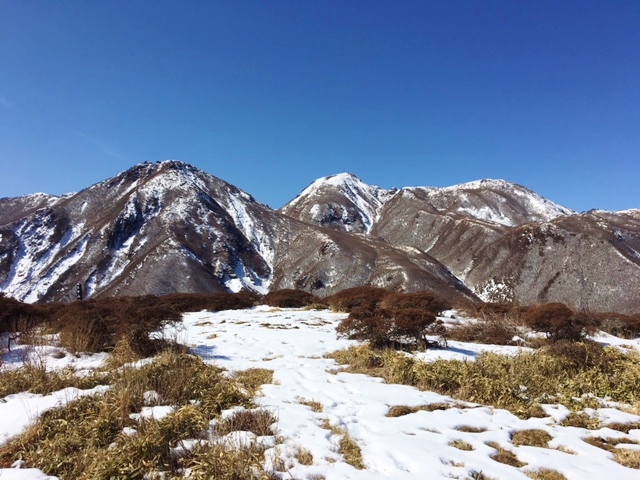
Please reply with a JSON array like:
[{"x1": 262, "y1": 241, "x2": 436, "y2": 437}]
[{"x1": 281, "y1": 173, "x2": 392, "y2": 233}]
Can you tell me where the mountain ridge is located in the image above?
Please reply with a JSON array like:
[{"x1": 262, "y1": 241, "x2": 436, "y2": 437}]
[{"x1": 1, "y1": 161, "x2": 638, "y2": 313}]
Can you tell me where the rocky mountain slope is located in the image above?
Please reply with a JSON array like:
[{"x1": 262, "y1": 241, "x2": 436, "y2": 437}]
[
  {"x1": 2, "y1": 161, "x2": 638, "y2": 312},
  {"x1": 0, "y1": 161, "x2": 475, "y2": 304},
  {"x1": 282, "y1": 174, "x2": 640, "y2": 313}
]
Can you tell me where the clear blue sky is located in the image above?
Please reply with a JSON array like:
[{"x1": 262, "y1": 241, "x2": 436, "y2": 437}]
[{"x1": 1, "y1": 0, "x2": 639, "y2": 211}]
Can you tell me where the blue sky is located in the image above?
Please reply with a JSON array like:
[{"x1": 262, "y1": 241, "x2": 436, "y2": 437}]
[{"x1": 1, "y1": 1, "x2": 639, "y2": 211}]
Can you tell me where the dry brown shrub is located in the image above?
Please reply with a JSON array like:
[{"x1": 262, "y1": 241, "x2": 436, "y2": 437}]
[
  {"x1": 523, "y1": 303, "x2": 600, "y2": 342},
  {"x1": 326, "y1": 286, "x2": 388, "y2": 313},
  {"x1": 336, "y1": 291, "x2": 448, "y2": 350},
  {"x1": 380, "y1": 292, "x2": 451, "y2": 315},
  {"x1": 540, "y1": 340, "x2": 610, "y2": 368},
  {"x1": 598, "y1": 313, "x2": 640, "y2": 339},
  {"x1": 161, "y1": 291, "x2": 259, "y2": 313},
  {"x1": 264, "y1": 289, "x2": 316, "y2": 308},
  {"x1": 446, "y1": 318, "x2": 520, "y2": 345}
]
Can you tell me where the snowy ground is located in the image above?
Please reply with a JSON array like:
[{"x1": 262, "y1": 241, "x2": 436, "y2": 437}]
[{"x1": 2, "y1": 306, "x2": 640, "y2": 479}]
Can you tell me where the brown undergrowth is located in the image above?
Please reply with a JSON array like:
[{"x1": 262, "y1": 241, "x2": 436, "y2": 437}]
[
  {"x1": 327, "y1": 344, "x2": 640, "y2": 418},
  {"x1": 0, "y1": 349, "x2": 277, "y2": 479}
]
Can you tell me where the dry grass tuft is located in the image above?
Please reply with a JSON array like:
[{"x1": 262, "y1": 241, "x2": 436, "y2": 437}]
[
  {"x1": 215, "y1": 409, "x2": 277, "y2": 437},
  {"x1": 0, "y1": 360, "x2": 105, "y2": 398},
  {"x1": 555, "y1": 445, "x2": 576, "y2": 455},
  {"x1": 181, "y1": 442, "x2": 278, "y2": 479},
  {"x1": 327, "y1": 344, "x2": 640, "y2": 419},
  {"x1": 582, "y1": 436, "x2": 640, "y2": 469},
  {"x1": 295, "y1": 447, "x2": 314, "y2": 465},
  {"x1": 298, "y1": 398, "x2": 324, "y2": 412},
  {"x1": 467, "y1": 471, "x2": 497, "y2": 480},
  {"x1": 486, "y1": 441, "x2": 527, "y2": 467},
  {"x1": 454, "y1": 425, "x2": 488, "y2": 433},
  {"x1": 613, "y1": 448, "x2": 640, "y2": 469},
  {"x1": 511, "y1": 429, "x2": 553, "y2": 448},
  {"x1": 560, "y1": 412, "x2": 602, "y2": 430},
  {"x1": 304, "y1": 303, "x2": 330, "y2": 311},
  {"x1": 337, "y1": 427, "x2": 365, "y2": 470},
  {"x1": 232, "y1": 368, "x2": 274, "y2": 396},
  {"x1": 0, "y1": 349, "x2": 264, "y2": 478},
  {"x1": 387, "y1": 402, "x2": 457, "y2": 417},
  {"x1": 449, "y1": 439, "x2": 474, "y2": 451},
  {"x1": 525, "y1": 468, "x2": 568, "y2": 480},
  {"x1": 318, "y1": 419, "x2": 364, "y2": 469},
  {"x1": 583, "y1": 435, "x2": 639, "y2": 450},
  {"x1": 606, "y1": 422, "x2": 640, "y2": 434}
]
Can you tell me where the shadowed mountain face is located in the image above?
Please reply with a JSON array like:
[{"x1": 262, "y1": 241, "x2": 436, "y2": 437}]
[
  {"x1": 281, "y1": 175, "x2": 640, "y2": 314},
  {"x1": 0, "y1": 161, "x2": 476, "y2": 305}
]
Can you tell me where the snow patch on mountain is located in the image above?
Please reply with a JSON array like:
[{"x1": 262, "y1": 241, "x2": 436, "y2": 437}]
[
  {"x1": 221, "y1": 190, "x2": 275, "y2": 279},
  {"x1": 445, "y1": 179, "x2": 574, "y2": 223},
  {"x1": 1, "y1": 213, "x2": 86, "y2": 301}
]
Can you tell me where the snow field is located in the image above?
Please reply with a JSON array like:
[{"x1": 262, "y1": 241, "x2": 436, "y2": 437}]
[
  {"x1": 1, "y1": 306, "x2": 640, "y2": 479},
  {"x1": 169, "y1": 307, "x2": 640, "y2": 479}
]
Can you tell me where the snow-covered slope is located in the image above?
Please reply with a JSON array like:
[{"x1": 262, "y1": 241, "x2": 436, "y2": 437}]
[
  {"x1": 3, "y1": 307, "x2": 640, "y2": 478},
  {"x1": 404, "y1": 179, "x2": 575, "y2": 227},
  {"x1": 0, "y1": 161, "x2": 279, "y2": 300},
  {"x1": 282, "y1": 175, "x2": 574, "y2": 233}
]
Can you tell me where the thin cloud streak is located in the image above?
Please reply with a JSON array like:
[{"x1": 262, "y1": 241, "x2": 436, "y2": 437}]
[
  {"x1": 0, "y1": 96, "x2": 11, "y2": 108},
  {"x1": 69, "y1": 130, "x2": 126, "y2": 161}
]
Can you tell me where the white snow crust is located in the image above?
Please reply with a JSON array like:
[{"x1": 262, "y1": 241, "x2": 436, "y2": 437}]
[{"x1": 3, "y1": 307, "x2": 640, "y2": 479}]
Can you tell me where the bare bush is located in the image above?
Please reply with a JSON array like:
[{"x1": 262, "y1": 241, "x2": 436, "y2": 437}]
[
  {"x1": 336, "y1": 291, "x2": 446, "y2": 350},
  {"x1": 264, "y1": 289, "x2": 316, "y2": 308},
  {"x1": 326, "y1": 286, "x2": 388, "y2": 313},
  {"x1": 598, "y1": 313, "x2": 640, "y2": 339},
  {"x1": 523, "y1": 303, "x2": 600, "y2": 342},
  {"x1": 380, "y1": 292, "x2": 450, "y2": 315},
  {"x1": 446, "y1": 318, "x2": 520, "y2": 345}
]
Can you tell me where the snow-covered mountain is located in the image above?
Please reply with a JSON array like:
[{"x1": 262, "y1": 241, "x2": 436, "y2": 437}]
[
  {"x1": 0, "y1": 161, "x2": 278, "y2": 301},
  {"x1": 0, "y1": 161, "x2": 476, "y2": 304},
  {"x1": 281, "y1": 175, "x2": 573, "y2": 233},
  {"x1": 281, "y1": 173, "x2": 395, "y2": 234},
  {"x1": 281, "y1": 174, "x2": 640, "y2": 313},
  {"x1": 2, "y1": 162, "x2": 639, "y2": 312}
]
